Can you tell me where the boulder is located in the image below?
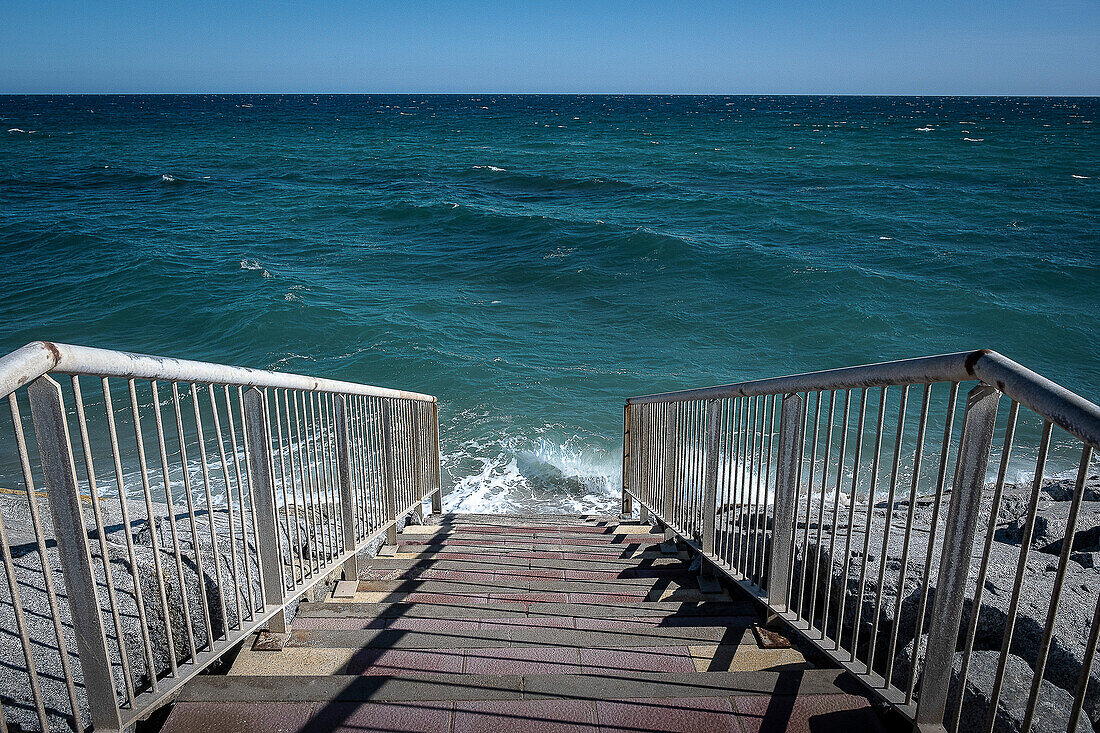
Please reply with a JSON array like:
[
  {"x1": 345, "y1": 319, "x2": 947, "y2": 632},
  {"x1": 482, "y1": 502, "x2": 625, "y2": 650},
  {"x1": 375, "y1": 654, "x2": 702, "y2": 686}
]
[
  {"x1": 1003, "y1": 501, "x2": 1100, "y2": 555},
  {"x1": 951, "y1": 650, "x2": 1090, "y2": 733},
  {"x1": 1041, "y1": 474, "x2": 1100, "y2": 503}
]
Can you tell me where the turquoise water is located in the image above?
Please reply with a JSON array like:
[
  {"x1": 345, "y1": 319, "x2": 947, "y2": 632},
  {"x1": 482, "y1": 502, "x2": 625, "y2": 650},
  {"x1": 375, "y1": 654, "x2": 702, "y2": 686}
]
[{"x1": 1, "y1": 95, "x2": 1096, "y2": 512}]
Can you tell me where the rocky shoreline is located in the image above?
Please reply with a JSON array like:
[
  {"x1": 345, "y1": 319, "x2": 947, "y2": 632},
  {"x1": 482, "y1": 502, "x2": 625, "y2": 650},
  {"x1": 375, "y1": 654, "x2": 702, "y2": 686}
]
[
  {"x1": 776, "y1": 473, "x2": 1100, "y2": 733},
  {"x1": 0, "y1": 491, "x2": 394, "y2": 733},
  {"x1": 1, "y1": 475, "x2": 1097, "y2": 732}
]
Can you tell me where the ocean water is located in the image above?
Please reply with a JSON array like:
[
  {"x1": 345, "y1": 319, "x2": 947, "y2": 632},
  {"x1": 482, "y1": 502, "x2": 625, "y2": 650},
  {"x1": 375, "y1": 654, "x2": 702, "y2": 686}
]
[{"x1": 0, "y1": 95, "x2": 1096, "y2": 514}]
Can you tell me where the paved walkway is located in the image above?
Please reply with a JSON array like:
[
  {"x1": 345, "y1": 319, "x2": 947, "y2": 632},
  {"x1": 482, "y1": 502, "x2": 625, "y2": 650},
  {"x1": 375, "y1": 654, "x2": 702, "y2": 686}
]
[{"x1": 162, "y1": 514, "x2": 889, "y2": 732}]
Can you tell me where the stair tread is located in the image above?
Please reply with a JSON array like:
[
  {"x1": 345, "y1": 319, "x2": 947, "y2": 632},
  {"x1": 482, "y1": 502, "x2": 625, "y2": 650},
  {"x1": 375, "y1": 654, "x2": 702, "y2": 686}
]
[
  {"x1": 180, "y1": 669, "x2": 852, "y2": 702},
  {"x1": 164, "y1": 513, "x2": 875, "y2": 732},
  {"x1": 278, "y1": 624, "x2": 754, "y2": 648},
  {"x1": 297, "y1": 599, "x2": 756, "y2": 619}
]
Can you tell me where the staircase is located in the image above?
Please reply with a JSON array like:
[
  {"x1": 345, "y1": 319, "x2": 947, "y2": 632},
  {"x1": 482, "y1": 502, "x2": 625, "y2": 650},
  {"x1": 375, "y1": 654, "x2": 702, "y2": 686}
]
[{"x1": 162, "y1": 514, "x2": 889, "y2": 732}]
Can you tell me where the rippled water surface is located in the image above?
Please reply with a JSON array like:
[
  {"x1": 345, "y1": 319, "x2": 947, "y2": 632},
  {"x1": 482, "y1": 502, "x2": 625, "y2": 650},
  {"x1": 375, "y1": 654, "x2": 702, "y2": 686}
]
[{"x1": 0, "y1": 95, "x2": 1096, "y2": 512}]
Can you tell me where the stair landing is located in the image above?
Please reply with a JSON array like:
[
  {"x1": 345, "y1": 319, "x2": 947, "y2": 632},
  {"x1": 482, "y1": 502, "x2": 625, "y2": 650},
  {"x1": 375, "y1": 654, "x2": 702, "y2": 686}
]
[{"x1": 161, "y1": 514, "x2": 889, "y2": 732}]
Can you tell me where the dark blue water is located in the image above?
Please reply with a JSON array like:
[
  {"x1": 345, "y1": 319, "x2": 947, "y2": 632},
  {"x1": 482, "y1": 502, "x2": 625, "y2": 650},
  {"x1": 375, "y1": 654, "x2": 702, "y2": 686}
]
[{"x1": 1, "y1": 95, "x2": 1096, "y2": 512}]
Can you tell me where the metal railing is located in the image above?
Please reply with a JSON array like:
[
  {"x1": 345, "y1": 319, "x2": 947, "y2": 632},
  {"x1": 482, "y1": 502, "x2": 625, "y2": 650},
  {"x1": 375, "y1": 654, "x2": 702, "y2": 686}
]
[
  {"x1": 623, "y1": 350, "x2": 1100, "y2": 733},
  {"x1": 0, "y1": 341, "x2": 441, "y2": 732}
]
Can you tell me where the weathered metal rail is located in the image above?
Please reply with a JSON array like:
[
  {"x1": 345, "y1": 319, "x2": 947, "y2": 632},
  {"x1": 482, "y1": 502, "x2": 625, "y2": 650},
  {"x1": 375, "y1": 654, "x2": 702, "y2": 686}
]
[
  {"x1": 623, "y1": 350, "x2": 1100, "y2": 733},
  {"x1": 0, "y1": 342, "x2": 441, "y2": 732}
]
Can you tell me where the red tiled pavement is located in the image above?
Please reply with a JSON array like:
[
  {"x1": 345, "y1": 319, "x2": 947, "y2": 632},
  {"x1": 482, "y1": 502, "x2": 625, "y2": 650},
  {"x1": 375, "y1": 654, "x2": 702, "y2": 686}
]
[
  {"x1": 578, "y1": 646, "x2": 697, "y2": 674},
  {"x1": 462, "y1": 646, "x2": 581, "y2": 675},
  {"x1": 477, "y1": 615, "x2": 576, "y2": 629},
  {"x1": 453, "y1": 699, "x2": 598, "y2": 733},
  {"x1": 568, "y1": 592, "x2": 649, "y2": 604},
  {"x1": 595, "y1": 696, "x2": 741, "y2": 733},
  {"x1": 347, "y1": 648, "x2": 465, "y2": 675},
  {"x1": 385, "y1": 617, "x2": 482, "y2": 632},
  {"x1": 732, "y1": 693, "x2": 887, "y2": 733},
  {"x1": 309, "y1": 701, "x2": 454, "y2": 733}
]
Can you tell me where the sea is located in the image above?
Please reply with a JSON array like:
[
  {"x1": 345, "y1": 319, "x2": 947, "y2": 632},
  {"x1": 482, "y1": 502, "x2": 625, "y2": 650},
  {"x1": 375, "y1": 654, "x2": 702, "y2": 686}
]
[{"x1": 0, "y1": 95, "x2": 1096, "y2": 514}]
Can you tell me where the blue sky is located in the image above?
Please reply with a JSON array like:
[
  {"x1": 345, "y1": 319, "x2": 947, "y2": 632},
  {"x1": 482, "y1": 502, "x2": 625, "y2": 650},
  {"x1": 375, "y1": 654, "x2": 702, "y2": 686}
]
[{"x1": 2, "y1": 0, "x2": 1097, "y2": 94}]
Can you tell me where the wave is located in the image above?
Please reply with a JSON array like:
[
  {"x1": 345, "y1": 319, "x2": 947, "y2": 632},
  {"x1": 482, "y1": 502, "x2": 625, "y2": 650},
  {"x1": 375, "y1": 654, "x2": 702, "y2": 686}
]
[
  {"x1": 442, "y1": 434, "x2": 619, "y2": 515},
  {"x1": 461, "y1": 165, "x2": 654, "y2": 195},
  {"x1": 239, "y1": 258, "x2": 273, "y2": 277}
]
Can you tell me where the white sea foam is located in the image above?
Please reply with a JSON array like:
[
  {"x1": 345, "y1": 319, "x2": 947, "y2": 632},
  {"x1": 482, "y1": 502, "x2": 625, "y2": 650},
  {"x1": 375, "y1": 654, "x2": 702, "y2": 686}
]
[
  {"x1": 441, "y1": 435, "x2": 619, "y2": 515},
  {"x1": 160, "y1": 174, "x2": 177, "y2": 182},
  {"x1": 7, "y1": 128, "x2": 35, "y2": 134},
  {"x1": 915, "y1": 126, "x2": 934, "y2": 132},
  {"x1": 879, "y1": 236, "x2": 893, "y2": 240},
  {"x1": 1072, "y1": 174, "x2": 1090, "y2": 179},
  {"x1": 473, "y1": 165, "x2": 506, "y2": 172},
  {"x1": 240, "y1": 258, "x2": 273, "y2": 277},
  {"x1": 963, "y1": 137, "x2": 984, "y2": 142}
]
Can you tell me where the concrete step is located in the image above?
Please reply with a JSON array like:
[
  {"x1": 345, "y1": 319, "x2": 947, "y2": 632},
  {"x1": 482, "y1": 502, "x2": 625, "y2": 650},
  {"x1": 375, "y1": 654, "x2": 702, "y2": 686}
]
[
  {"x1": 279, "y1": 623, "x2": 754, "y2": 649},
  {"x1": 359, "y1": 554, "x2": 691, "y2": 573},
  {"x1": 385, "y1": 548, "x2": 688, "y2": 562},
  {"x1": 162, "y1": 691, "x2": 887, "y2": 733},
  {"x1": 292, "y1": 613, "x2": 758, "y2": 632},
  {"x1": 401, "y1": 525, "x2": 663, "y2": 537},
  {"x1": 393, "y1": 539, "x2": 660, "y2": 550},
  {"x1": 359, "y1": 564, "x2": 695, "y2": 582},
  {"x1": 180, "y1": 669, "x2": 854, "y2": 703},
  {"x1": 330, "y1": 589, "x2": 728, "y2": 606},
  {"x1": 346, "y1": 577, "x2": 719, "y2": 602},
  {"x1": 230, "y1": 641, "x2": 812, "y2": 677},
  {"x1": 297, "y1": 599, "x2": 757, "y2": 619},
  {"x1": 356, "y1": 575, "x2": 701, "y2": 591}
]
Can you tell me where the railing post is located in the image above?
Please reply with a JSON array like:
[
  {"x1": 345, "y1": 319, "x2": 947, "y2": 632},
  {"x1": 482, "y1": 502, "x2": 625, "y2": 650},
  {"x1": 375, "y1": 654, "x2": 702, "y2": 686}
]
[
  {"x1": 27, "y1": 375, "x2": 123, "y2": 732},
  {"x1": 916, "y1": 384, "x2": 1000, "y2": 731},
  {"x1": 621, "y1": 404, "x2": 633, "y2": 517},
  {"x1": 767, "y1": 392, "x2": 804, "y2": 611},
  {"x1": 381, "y1": 400, "x2": 399, "y2": 547},
  {"x1": 702, "y1": 399, "x2": 722, "y2": 555},
  {"x1": 333, "y1": 395, "x2": 359, "y2": 581},
  {"x1": 243, "y1": 387, "x2": 287, "y2": 633},
  {"x1": 410, "y1": 404, "x2": 425, "y2": 524},
  {"x1": 661, "y1": 403, "x2": 679, "y2": 539},
  {"x1": 430, "y1": 401, "x2": 443, "y2": 515}
]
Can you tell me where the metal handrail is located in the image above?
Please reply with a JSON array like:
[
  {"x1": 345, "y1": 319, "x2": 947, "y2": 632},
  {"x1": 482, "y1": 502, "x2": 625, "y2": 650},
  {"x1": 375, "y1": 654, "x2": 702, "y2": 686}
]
[
  {"x1": 623, "y1": 350, "x2": 1100, "y2": 733},
  {"x1": 627, "y1": 349, "x2": 1099, "y2": 448},
  {"x1": 0, "y1": 341, "x2": 436, "y2": 403},
  {"x1": 0, "y1": 342, "x2": 442, "y2": 732}
]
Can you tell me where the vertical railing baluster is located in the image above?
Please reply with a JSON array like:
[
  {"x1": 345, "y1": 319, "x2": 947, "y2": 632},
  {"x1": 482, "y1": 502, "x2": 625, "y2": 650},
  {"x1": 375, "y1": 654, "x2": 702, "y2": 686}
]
[
  {"x1": 915, "y1": 384, "x2": 1000, "y2": 730},
  {"x1": 767, "y1": 392, "x2": 804, "y2": 611},
  {"x1": 622, "y1": 403, "x2": 632, "y2": 517},
  {"x1": 334, "y1": 395, "x2": 360, "y2": 580},
  {"x1": 28, "y1": 375, "x2": 124, "y2": 732},
  {"x1": 242, "y1": 387, "x2": 287, "y2": 633},
  {"x1": 702, "y1": 399, "x2": 722, "y2": 555},
  {"x1": 431, "y1": 400, "x2": 443, "y2": 515},
  {"x1": 661, "y1": 403, "x2": 678, "y2": 539},
  {"x1": 381, "y1": 400, "x2": 399, "y2": 547}
]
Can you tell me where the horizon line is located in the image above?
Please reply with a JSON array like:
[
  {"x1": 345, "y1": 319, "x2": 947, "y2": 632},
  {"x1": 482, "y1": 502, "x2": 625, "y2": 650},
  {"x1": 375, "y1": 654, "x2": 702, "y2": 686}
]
[{"x1": 2, "y1": 91, "x2": 1098, "y2": 98}]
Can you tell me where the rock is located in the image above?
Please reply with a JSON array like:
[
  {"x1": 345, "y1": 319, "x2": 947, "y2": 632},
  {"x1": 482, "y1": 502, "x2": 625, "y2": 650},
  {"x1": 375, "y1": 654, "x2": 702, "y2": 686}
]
[
  {"x1": 1071, "y1": 552, "x2": 1100, "y2": 569},
  {"x1": 1004, "y1": 501, "x2": 1100, "y2": 555},
  {"x1": 952, "y1": 650, "x2": 1090, "y2": 733},
  {"x1": 783, "y1": 486, "x2": 1100, "y2": 728},
  {"x1": 1041, "y1": 474, "x2": 1100, "y2": 503}
]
